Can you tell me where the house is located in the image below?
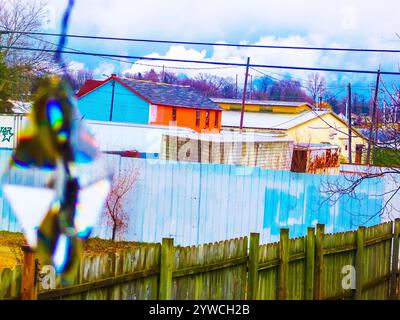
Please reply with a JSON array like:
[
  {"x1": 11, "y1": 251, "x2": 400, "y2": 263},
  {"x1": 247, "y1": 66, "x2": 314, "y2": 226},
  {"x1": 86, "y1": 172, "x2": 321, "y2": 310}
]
[
  {"x1": 338, "y1": 112, "x2": 359, "y2": 126},
  {"x1": 77, "y1": 75, "x2": 222, "y2": 133},
  {"x1": 218, "y1": 103, "x2": 368, "y2": 164}
]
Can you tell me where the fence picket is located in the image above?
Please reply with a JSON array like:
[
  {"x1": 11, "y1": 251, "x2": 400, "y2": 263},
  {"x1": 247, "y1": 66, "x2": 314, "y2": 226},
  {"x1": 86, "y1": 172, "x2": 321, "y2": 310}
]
[
  {"x1": 390, "y1": 219, "x2": 400, "y2": 299},
  {"x1": 278, "y1": 229, "x2": 289, "y2": 300},
  {"x1": 314, "y1": 224, "x2": 325, "y2": 300},
  {"x1": 305, "y1": 227, "x2": 315, "y2": 300},
  {"x1": 355, "y1": 226, "x2": 366, "y2": 300}
]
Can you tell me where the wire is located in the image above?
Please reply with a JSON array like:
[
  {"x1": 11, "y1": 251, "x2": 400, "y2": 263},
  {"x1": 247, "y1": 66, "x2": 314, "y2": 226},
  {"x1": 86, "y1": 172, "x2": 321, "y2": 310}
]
[
  {"x1": 26, "y1": 34, "x2": 237, "y2": 72},
  {"x1": 2, "y1": 45, "x2": 398, "y2": 75},
  {"x1": 2, "y1": 30, "x2": 400, "y2": 54}
]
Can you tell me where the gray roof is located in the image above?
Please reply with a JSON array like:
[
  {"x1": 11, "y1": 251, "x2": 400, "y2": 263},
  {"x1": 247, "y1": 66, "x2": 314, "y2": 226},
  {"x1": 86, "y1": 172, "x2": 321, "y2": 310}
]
[
  {"x1": 211, "y1": 98, "x2": 313, "y2": 108},
  {"x1": 222, "y1": 110, "x2": 330, "y2": 130},
  {"x1": 118, "y1": 78, "x2": 221, "y2": 110}
]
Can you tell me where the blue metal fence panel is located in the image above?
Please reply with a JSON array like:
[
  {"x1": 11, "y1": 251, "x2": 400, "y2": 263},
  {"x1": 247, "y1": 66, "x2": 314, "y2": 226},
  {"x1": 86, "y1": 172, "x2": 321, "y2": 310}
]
[{"x1": 0, "y1": 150, "x2": 389, "y2": 245}]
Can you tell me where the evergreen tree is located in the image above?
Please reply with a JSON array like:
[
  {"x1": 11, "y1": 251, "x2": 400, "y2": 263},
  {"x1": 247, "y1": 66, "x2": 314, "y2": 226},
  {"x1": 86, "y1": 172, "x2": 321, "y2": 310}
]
[{"x1": 0, "y1": 52, "x2": 13, "y2": 113}]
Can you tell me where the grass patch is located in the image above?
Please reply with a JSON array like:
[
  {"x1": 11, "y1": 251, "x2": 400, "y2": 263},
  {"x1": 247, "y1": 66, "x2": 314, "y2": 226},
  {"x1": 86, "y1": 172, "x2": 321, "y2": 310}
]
[{"x1": 0, "y1": 232, "x2": 147, "y2": 269}]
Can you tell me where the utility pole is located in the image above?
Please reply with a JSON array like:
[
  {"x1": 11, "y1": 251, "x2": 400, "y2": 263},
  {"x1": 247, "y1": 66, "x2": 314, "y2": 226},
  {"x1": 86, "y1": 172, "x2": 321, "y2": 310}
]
[
  {"x1": 109, "y1": 75, "x2": 116, "y2": 121},
  {"x1": 250, "y1": 75, "x2": 253, "y2": 100},
  {"x1": 240, "y1": 57, "x2": 251, "y2": 132},
  {"x1": 366, "y1": 69, "x2": 381, "y2": 165},
  {"x1": 235, "y1": 74, "x2": 238, "y2": 99},
  {"x1": 162, "y1": 65, "x2": 165, "y2": 82},
  {"x1": 347, "y1": 83, "x2": 352, "y2": 163}
]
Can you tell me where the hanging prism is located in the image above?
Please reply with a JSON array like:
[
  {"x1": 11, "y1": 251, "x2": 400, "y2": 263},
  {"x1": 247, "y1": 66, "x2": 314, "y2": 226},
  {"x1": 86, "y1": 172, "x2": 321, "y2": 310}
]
[{"x1": 0, "y1": 0, "x2": 112, "y2": 284}]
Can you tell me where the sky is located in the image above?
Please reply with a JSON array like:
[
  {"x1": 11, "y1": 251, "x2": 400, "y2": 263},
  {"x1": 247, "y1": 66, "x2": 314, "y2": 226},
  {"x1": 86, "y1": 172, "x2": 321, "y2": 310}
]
[{"x1": 44, "y1": 0, "x2": 400, "y2": 96}]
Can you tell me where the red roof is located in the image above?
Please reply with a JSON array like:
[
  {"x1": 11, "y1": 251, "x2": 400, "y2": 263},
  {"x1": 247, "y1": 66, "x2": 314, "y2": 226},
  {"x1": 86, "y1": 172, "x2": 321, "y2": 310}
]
[{"x1": 76, "y1": 80, "x2": 105, "y2": 97}]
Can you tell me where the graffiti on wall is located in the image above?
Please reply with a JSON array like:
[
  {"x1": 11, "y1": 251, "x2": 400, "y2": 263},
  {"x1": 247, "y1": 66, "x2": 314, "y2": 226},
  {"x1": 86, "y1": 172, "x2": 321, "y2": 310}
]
[{"x1": 0, "y1": 127, "x2": 14, "y2": 143}]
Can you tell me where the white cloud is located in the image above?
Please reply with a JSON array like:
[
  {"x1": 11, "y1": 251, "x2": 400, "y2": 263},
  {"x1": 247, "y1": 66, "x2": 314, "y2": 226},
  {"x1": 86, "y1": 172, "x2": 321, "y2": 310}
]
[
  {"x1": 121, "y1": 34, "x2": 400, "y2": 86},
  {"x1": 93, "y1": 62, "x2": 116, "y2": 78},
  {"x1": 49, "y1": 0, "x2": 400, "y2": 86},
  {"x1": 67, "y1": 61, "x2": 85, "y2": 73},
  {"x1": 51, "y1": 0, "x2": 400, "y2": 42}
]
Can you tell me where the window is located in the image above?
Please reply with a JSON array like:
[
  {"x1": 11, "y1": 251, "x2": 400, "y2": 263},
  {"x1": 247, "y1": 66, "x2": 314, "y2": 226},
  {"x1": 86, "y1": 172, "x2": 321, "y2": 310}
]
[
  {"x1": 196, "y1": 110, "x2": 200, "y2": 127},
  {"x1": 172, "y1": 108, "x2": 177, "y2": 122},
  {"x1": 214, "y1": 111, "x2": 219, "y2": 127},
  {"x1": 205, "y1": 111, "x2": 210, "y2": 127}
]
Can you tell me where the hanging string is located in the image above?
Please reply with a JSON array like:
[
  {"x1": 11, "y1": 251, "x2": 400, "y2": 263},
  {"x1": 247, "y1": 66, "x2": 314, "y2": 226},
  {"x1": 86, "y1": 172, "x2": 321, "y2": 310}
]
[{"x1": 55, "y1": 0, "x2": 75, "y2": 72}]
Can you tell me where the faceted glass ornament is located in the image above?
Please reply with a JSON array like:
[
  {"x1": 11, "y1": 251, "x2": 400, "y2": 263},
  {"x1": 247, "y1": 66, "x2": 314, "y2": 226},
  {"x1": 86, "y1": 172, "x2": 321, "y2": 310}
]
[{"x1": 0, "y1": 76, "x2": 112, "y2": 282}]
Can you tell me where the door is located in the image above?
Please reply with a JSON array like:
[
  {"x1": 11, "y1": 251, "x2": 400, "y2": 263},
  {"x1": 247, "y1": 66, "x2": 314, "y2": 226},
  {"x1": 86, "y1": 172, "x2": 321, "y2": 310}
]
[
  {"x1": 355, "y1": 144, "x2": 364, "y2": 164},
  {"x1": 291, "y1": 150, "x2": 308, "y2": 172}
]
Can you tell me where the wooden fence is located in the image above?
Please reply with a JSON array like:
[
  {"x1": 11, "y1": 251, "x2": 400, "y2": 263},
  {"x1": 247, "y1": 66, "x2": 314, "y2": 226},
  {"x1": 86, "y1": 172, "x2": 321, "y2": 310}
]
[{"x1": 0, "y1": 220, "x2": 399, "y2": 300}]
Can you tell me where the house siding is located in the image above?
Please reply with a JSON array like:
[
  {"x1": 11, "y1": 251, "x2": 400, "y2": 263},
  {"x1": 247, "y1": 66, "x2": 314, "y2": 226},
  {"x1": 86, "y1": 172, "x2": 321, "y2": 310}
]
[
  {"x1": 221, "y1": 112, "x2": 367, "y2": 163},
  {"x1": 285, "y1": 114, "x2": 367, "y2": 163},
  {"x1": 77, "y1": 81, "x2": 150, "y2": 124},
  {"x1": 151, "y1": 105, "x2": 221, "y2": 133}
]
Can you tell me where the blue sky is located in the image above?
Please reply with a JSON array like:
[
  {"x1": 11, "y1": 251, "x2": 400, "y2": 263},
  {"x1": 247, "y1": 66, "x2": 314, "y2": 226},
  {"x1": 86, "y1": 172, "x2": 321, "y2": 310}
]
[{"x1": 45, "y1": 0, "x2": 400, "y2": 97}]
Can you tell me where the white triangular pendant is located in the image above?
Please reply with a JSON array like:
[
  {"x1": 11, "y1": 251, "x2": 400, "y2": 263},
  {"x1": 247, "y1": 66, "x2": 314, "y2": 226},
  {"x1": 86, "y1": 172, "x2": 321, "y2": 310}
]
[
  {"x1": 2, "y1": 184, "x2": 56, "y2": 247},
  {"x1": 74, "y1": 179, "x2": 111, "y2": 239},
  {"x1": 52, "y1": 234, "x2": 70, "y2": 273}
]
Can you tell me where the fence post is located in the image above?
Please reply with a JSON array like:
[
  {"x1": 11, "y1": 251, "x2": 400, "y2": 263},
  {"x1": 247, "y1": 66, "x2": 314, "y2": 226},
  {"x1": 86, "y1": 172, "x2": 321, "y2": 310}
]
[
  {"x1": 248, "y1": 233, "x2": 260, "y2": 300},
  {"x1": 21, "y1": 246, "x2": 38, "y2": 300},
  {"x1": 355, "y1": 226, "x2": 365, "y2": 300},
  {"x1": 390, "y1": 219, "x2": 400, "y2": 299},
  {"x1": 278, "y1": 228, "x2": 289, "y2": 300},
  {"x1": 159, "y1": 238, "x2": 174, "y2": 300},
  {"x1": 314, "y1": 224, "x2": 325, "y2": 300},
  {"x1": 305, "y1": 227, "x2": 315, "y2": 300}
]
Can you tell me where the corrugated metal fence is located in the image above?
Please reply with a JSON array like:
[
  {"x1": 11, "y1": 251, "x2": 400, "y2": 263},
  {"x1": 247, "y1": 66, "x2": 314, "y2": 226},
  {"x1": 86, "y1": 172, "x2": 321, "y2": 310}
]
[{"x1": 0, "y1": 150, "x2": 394, "y2": 245}]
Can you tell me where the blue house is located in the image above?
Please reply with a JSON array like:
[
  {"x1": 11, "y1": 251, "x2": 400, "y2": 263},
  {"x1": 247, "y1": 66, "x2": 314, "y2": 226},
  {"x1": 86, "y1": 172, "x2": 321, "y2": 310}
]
[
  {"x1": 77, "y1": 76, "x2": 150, "y2": 124},
  {"x1": 76, "y1": 75, "x2": 222, "y2": 132}
]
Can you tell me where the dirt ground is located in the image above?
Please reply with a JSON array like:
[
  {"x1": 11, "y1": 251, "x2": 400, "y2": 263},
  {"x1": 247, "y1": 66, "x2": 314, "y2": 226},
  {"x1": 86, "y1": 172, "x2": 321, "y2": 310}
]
[{"x1": 0, "y1": 232, "x2": 142, "y2": 269}]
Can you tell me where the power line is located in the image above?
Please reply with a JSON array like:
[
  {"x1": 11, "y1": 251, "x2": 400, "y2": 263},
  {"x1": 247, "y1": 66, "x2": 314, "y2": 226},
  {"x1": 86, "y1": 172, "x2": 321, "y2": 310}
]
[
  {"x1": 2, "y1": 30, "x2": 400, "y2": 54},
  {"x1": 2, "y1": 45, "x2": 399, "y2": 76},
  {"x1": 26, "y1": 34, "x2": 237, "y2": 71}
]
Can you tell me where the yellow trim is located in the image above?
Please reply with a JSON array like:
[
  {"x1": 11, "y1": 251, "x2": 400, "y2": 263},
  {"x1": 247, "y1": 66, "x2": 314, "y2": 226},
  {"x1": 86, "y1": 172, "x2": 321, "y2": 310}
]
[{"x1": 216, "y1": 102, "x2": 312, "y2": 114}]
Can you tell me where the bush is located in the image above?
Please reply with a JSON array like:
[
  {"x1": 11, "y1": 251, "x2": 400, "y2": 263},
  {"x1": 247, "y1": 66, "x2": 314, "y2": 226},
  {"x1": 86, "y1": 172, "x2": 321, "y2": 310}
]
[{"x1": 373, "y1": 148, "x2": 400, "y2": 166}]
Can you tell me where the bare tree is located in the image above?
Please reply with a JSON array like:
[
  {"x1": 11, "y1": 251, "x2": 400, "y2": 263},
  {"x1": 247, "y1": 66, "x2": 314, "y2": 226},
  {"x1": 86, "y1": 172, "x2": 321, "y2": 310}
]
[
  {"x1": 322, "y1": 80, "x2": 400, "y2": 223},
  {"x1": 0, "y1": 0, "x2": 58, "y2": 102},
  {"x1": 103, "y1": 165, "x2": 140, "y2": 241},
  {"x1": 253, "y1": 75, "x2": 274, "y2": 100},
  {"x1": 0, "y1": 0, "x2": 55, "y2": 72},
  {"x1": 306, "y1": 72, "x2": 326, "y2": 105},
  {"x1": 68, "y1": 69, "x2": 94, "y2": 91},
  {"x1": 269, "y1": 79, "x2": 312, "y2": 102}
]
